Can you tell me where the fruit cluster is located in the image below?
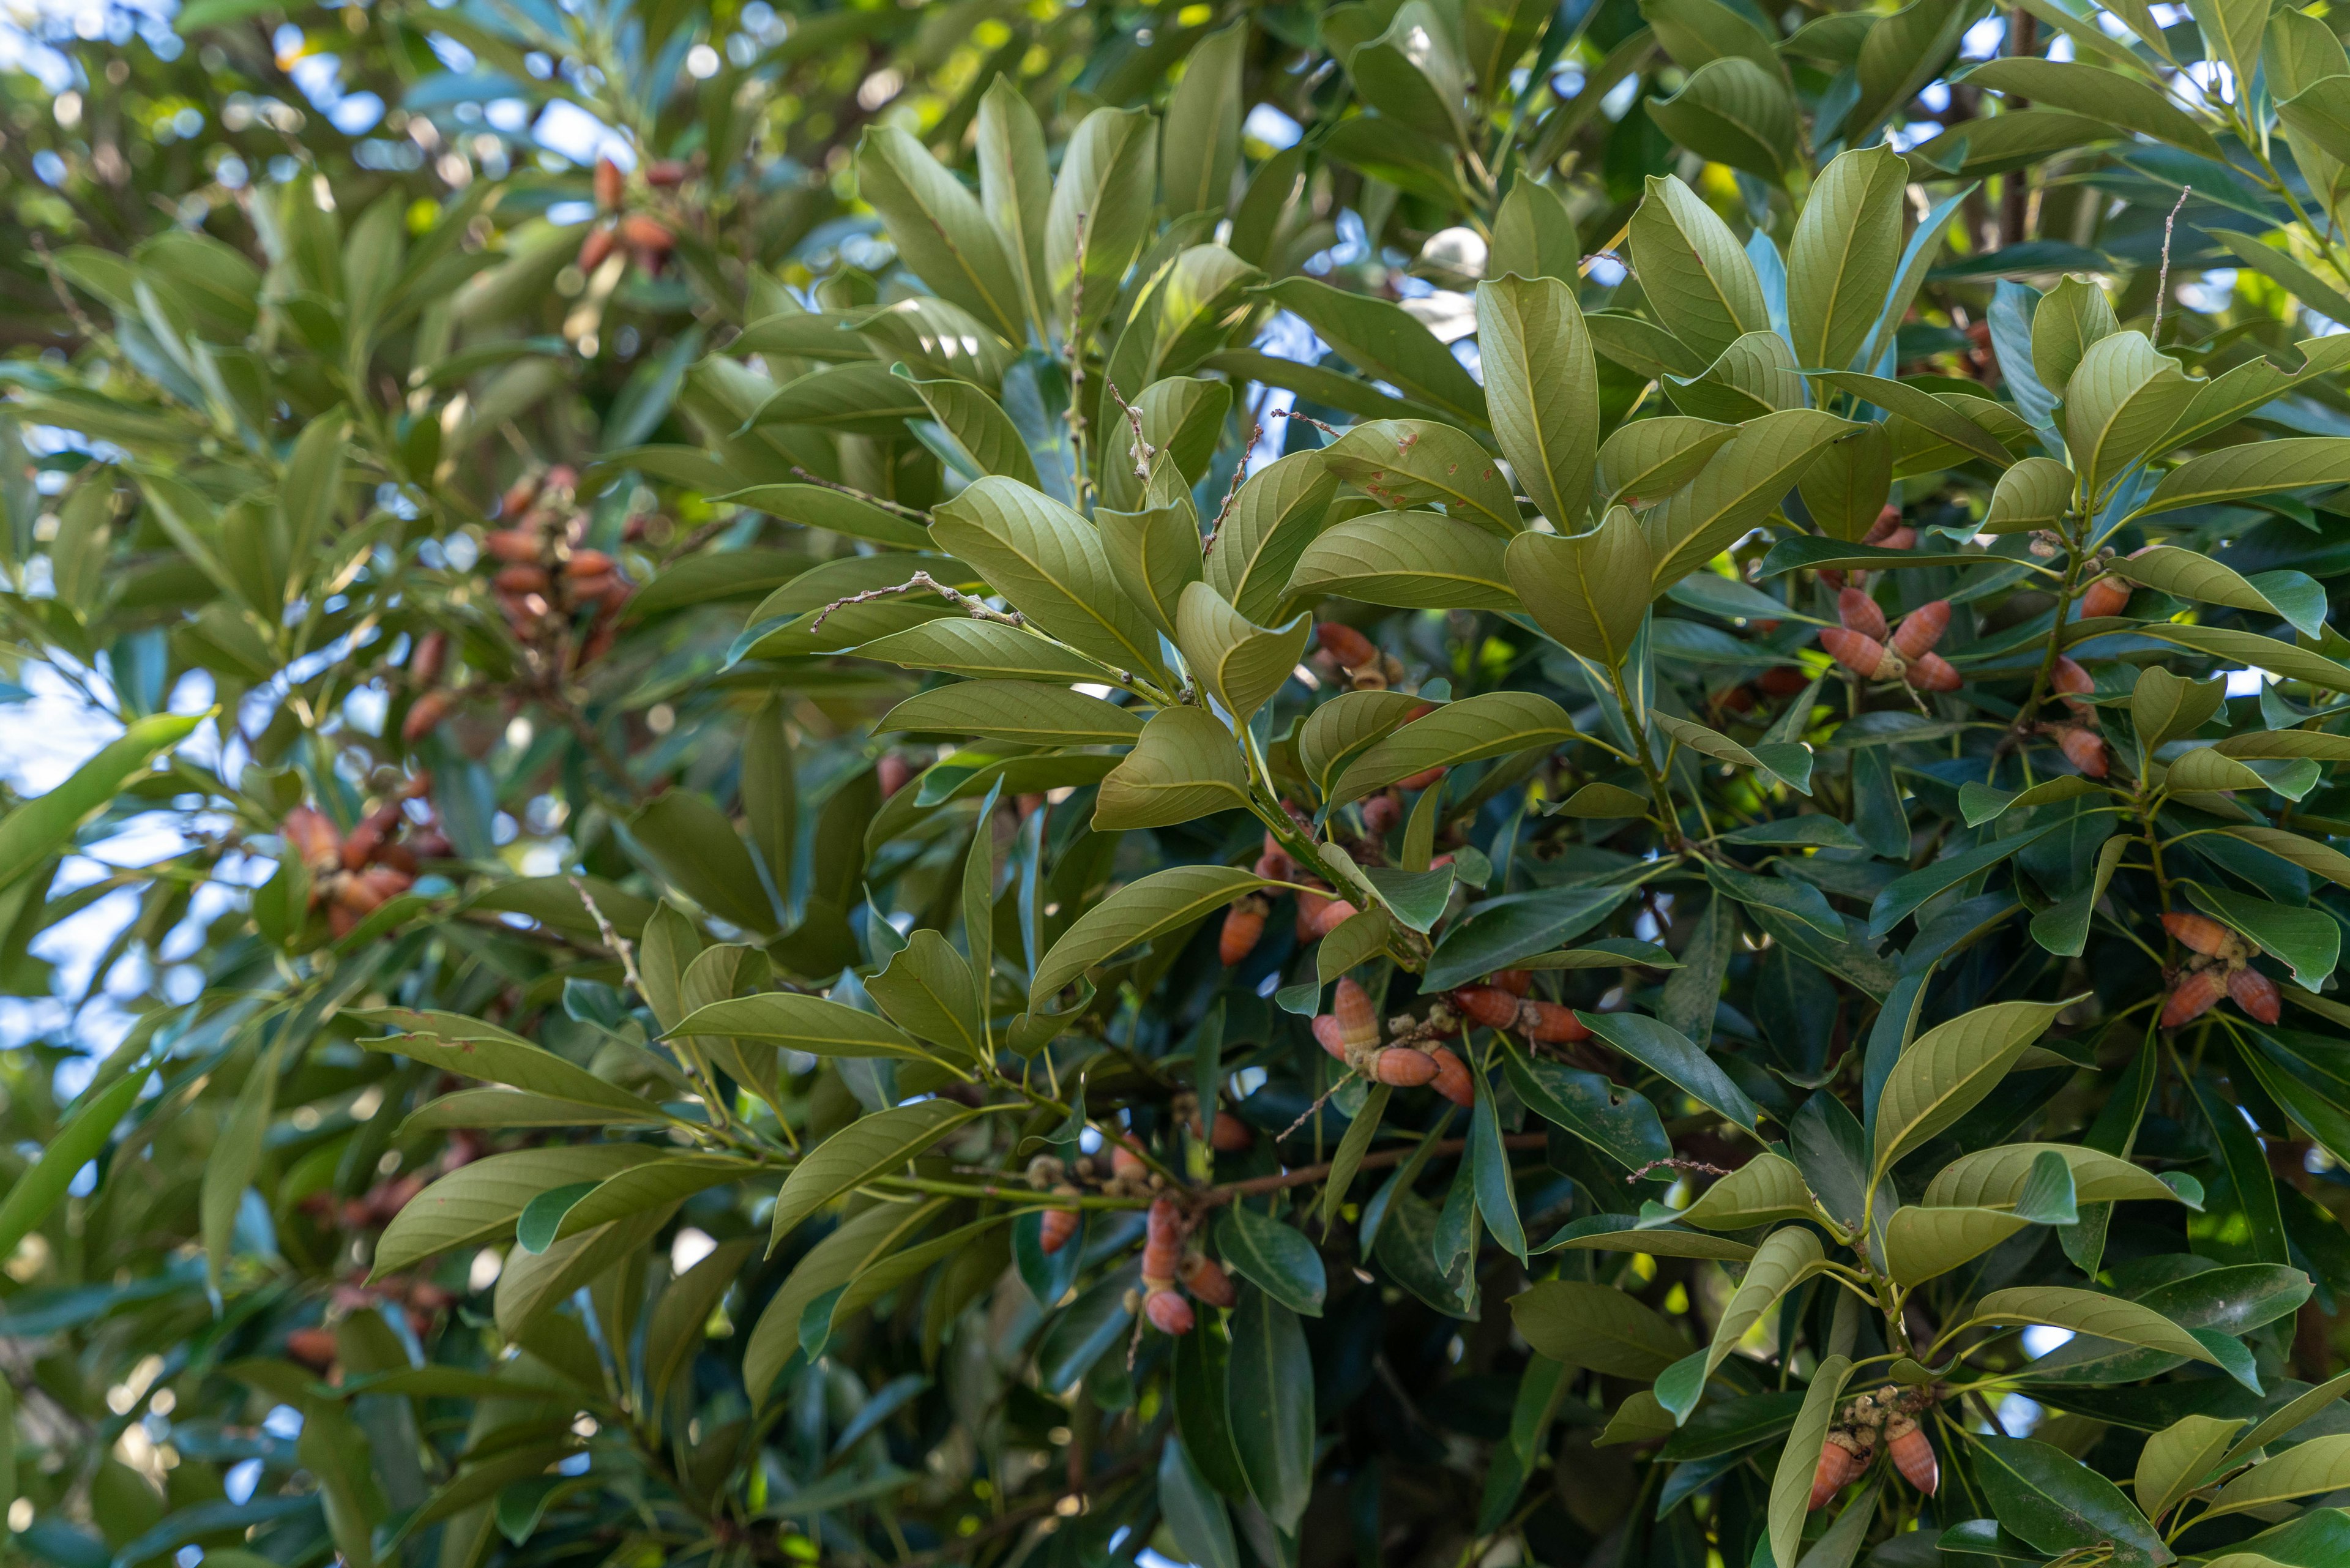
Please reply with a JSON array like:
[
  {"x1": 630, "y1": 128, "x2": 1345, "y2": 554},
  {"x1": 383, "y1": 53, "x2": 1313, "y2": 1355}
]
[
  {"x1": 478, "y1": 466, "x2": 633, "y2": 654},
  {"x1": 1821, "y1": 588, "x2": 1960, "y2": 692},
  {"x1": 280, "y1": 775, "x2": 446, "y2": 937},
  {"x1": 1810, "y1": 1384, "x2": 1940, "y2": 1509},
  {"x1": 1136, "y1": 1193, "x2": 1236, "y2": 1335},
  {"x1": 2160, "y1": 911, "x2": 2281, "y2": 1028},
  {"x1": 576, "y1": 154, "x2": 691, "y2": 277},
  {"x1": 1311, "y1": 976, "x2": 1474, "y2": 1106}
]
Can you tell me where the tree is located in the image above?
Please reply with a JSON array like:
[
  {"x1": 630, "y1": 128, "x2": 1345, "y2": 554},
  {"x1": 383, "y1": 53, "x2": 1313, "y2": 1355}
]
[{"x1": 10, "y1": 0, "x2": 2350, "y2": 1563}]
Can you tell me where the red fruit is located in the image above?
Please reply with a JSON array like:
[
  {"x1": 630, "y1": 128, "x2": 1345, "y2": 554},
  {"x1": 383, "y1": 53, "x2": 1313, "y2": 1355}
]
[
  {"x1": 2229, "y1": 966, "x2": 2282, "y2": 1024},
  {"x1": 483, "y1": 528, "x2": 543, "y2": 564},
  {"x1": 408, "y1": 629, "x2": 448, "y2": 689},
  {"x1": 1450, "y1": 987, "x2": 1518, "y2": 1029},
  {"x1": 1039, "y1": 1206, "x2": 1078, "y2": 1255},
  {"x1": 567, "y1": 572, "x2": 617, "y2": 605},
  {"x1": 1904, "y1": 652, "x2": 1963, "y2": 692},
  {"x1": 1491, "y1": 969, "x2": 1532, "y2": 996},
  {"x1": 407, "y1": 829, "x2": 452, "y2": 861},
  {"x1": 1333, "y1": 978, "x2": 1378, "y2": 1051},
  {"x1": 1821, "y1": 627, "x2": 1900, "y2": 680},
  {"x1": 593, "y1": 156, "x2": 624, "y2": 211},
  {"x1": 1111, "y1": 1146, "x2": 1148, "y2": 1184},
  {"x1": 1316, "y1": 621, "x2": 1378, "y2": 670},
  {"x1": 1311, "y1": 1014, "x2": 1350, "y2": 1061},
  {"x1": 2163, "y1": 913, "x2": 2239, "y2": 960},
  {"x1": 1878, "y1": 527, "x2": 1917, "y2": 550},
  {"x1": 1427, "y1": 1045, "x2": 1474, "y2": 1107},
  {"x1": 340, "y1": 802, "x2": 405, "y2": 870},
  {"x1": 1297, "y1": 893, "x2": 1359, "y2": 942},
  {"x1": 2052, "y1": 655, "x2": 2095, "y2": 700},
  {"x1": 2056, "y1": 726, "x2": 2109, "y2": 778},
  {"x1": 644, "y1": 159, "x2": 688, "y2": 188},
  {"x1": 495, "y1": 563, "x2": 551, "y2": 594},
  {"x1": 1837, "y1": 588, "x2": 1888, "y2": 640},
  {"x1": 1256, "y1": 833, "x2": 1297, "y2": 882},
  {"x1": 1361, "y1": 792, "x2": 1403, "y2": 836},
  {"x1": 876, "y1": 754, "x2": 912, "y2": 797},
  {"x1": 1863, "y1": 504, "x2": 1903, "y2": 544},
  {"x1": 1369, "y1": 1047, "x2": 1440, "y2": 1088},
  {"x1": 1811, "y1": 1435, "x2": 1861, "y2": 1510},
  {"x1": 401, "y1": 689, "x2": 455, "y2": 745},
  {"x1": 500, "y1": 475, "x2": 540, "y2": 517},
  {"x1": 1145, "y1": 1287, "x2": 1195, "y2": 1335},
  {"x1": 282, "y1": 805, "x2": 341, "y2": 872},
  {"x1": 565, "y1": 549, "x2": 615, "y2": 579},
  {"x1": 1141, "y1": 1195, "x2": 1183, "y2": 1289},
  {"x1": 1397, "y1": 766, "x2": 1447, "y2": 790},
  {"x1": 336, "y1": 866, "x2": 412, "y2": 914},
  {"x1": 1521, "y1": 1000, "x2": 1591, "y2": 1042},
  {"x1": 578, "y1": 224, "x2": 617, "y2": 272},
  {"x1": 1890, "y1": 600, "x2": 1950, "y2": 660},
  {"x1": 1758, "y1": 666, "x2": 1810, "y2": 696},
  {"x1": 1202, "y1": 1113, "x2": 1254, "y2": 1152},
  {"x1": 1219, "y1": 896, "x2": 1269, "y2": 965},
  {"x1": 2080, "y1": 575, "x2": 2132, "y2": 619},
  {"x1": 617, "y1": 213, "x2": 674, "y2": 255},
  {"x1": 1888, "y1": 1420, "x2": 1938, "y2": 1495},
  {"x1": 285, "y1": 1328, "x2": 338, "y2": 1373},
  {"x1": 2162, "y1": 968, "x2": 2226, "y2": 1029},
  {"x1": 1179, "y1": 1253, "x2": 1237, "y2": 1309}
]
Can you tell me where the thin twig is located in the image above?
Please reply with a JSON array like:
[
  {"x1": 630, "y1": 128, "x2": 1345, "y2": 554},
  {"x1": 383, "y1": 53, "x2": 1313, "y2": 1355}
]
[
  {"x1": 1200, "y1": 422, "x2": 1261, "y2": 558},
  {"x1": 1104, "y1": 378, "x2": 1153, "y2": 480},
  {"x1": 570, "y1": 875, "x2": 645, "y2": 995},
  {"x1": 1625, "y1": 1157, "x2": 1733, "y2": 1184},
  {"x1": 808, "y1": 570, "x2": 1024, "y2": 631},
  {"x1": 1193, "y1": 1132, "x2": 1549, "y2": 1208},
  {"x1": 1275, "y1": 408, "x2": 1345, "y2": 439},
  {"x1": 2152, "y1": 185, "x2": 2192, "y2": 342},
  {"x1": 786, "y1": 465, "x2": 932, "y2": 522},
  {"x1": 1066, "y1": 211, "x2": 1092, "y2": 512}
]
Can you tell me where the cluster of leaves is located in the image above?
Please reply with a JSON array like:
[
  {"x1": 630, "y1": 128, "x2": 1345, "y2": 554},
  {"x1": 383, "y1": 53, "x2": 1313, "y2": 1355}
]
[{"x1": 25, "y1": 0, "x2": 2350, "y2": 1566}]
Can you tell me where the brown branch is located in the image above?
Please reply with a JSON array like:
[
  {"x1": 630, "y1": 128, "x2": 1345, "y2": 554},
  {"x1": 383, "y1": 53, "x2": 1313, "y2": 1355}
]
[
  {"x1": 786, "y1": 465, "x2": 933, "y2": 522},
  {"x1": 808, "y1": 570, "x2": 1024, "y2": 632},
  {"x1": 1195, "y1": 1132, "x2": 1548, "y2": 1208}
]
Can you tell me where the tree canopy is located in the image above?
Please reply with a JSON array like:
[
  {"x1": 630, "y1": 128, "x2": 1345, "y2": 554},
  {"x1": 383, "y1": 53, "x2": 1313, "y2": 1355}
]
[{"x1": 15, "y1": 1, "x2": 2350, "y2": 1566}]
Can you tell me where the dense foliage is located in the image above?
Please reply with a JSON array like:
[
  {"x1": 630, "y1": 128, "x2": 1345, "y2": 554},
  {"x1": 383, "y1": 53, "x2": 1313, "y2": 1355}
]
[{"x1": 28, "y1": 0, "x2": 2350, "y2": 1565}]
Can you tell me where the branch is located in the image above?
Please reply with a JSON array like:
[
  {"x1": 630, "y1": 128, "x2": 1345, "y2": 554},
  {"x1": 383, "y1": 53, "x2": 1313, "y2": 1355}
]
[
  {"x1": 1196, "y1": 1132, "x2": 1548, "y2": 1207},
  {"x1": 809, "y1": 570, "x2": 1024, "y2": 632}
]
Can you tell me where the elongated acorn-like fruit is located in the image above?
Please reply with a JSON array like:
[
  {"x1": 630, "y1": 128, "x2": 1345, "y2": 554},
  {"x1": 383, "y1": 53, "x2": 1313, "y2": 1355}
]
[
  {"x1": 1521, "y1": 1000, "x2": 1592, "y2": 1042},
  {"x1": 2162, "y1": 966, "x2": 2226, "y2": 1029},
  {"x1": 1369, "y1": 1047, "x2": 1440, "y2": 1088},
  {"x1": 1837, "y1": 588, "x2": 1887, "y2": 640},
  {"x1": 1821, "y1": 627, "x2": 1904, "y2": 681},
  {"x1": 2080, "y1": 575, "x2": 2132, "y2": 619},
  {"x1": 1887, "y1": 1418, "x2": 1938, "y2": 1495},
  {"x1": 1219, "y1": 895, "x2": 1269, "y2": 965},
  {"x1": 1491, "y1": 968, "x2": 1533, "y2": 996},
  {"x1": 1450, "y1": 986, "x2": 1520, "y2": 1029},
  {"x1": 1039, "y1": 1204, "x2": 1079, "y2": 1255},
  {"x1": 1141, "y1": 1196, "x2": 1183, "y2": 1290},
  {"x1": 2053, "y1": 655, "x2": 2095, "y2": 703},
  {"x1": 1904, "y1": 652, "x2": 1963, "y2": 692},
  {"x1": 1179, "y1": 1253, "x2": 1237, "y2": 1309},
  {"x1": 1316, "y1": 621, "x2": 1378, "y2": 669},
  {"x1": 1811, "y1": 1432, "x2": 1865, "y2": 1510},
  {"x1": 1890, "y1": 599, "x2": 1951, "y2": 660},
  {"x1": 1427, "y1": 1045, "x2": 1474, "y2": 1107},
  {"x1": 2056, "y1": 726, "x2": 2109, "y2": 778},
  {"x1": 2163, "y1": 912, "x2": 2240, "y2": 960},
  {"x1": 1145, "y1": 1287, "x2": 1195, "y2": 1334},
  {"x1": 1334, "y1": 977, "x2": 1378, "y2": 1051},
  {"x1": 2229, "y1": 966, "x2": 2282, "y2": 1024}
]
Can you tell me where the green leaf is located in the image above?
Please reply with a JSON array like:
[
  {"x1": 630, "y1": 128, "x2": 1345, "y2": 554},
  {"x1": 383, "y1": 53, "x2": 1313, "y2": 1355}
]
[
  {"x1": 1298, "y1": 690, "x2": 1422, "y2": 799},
  {"x1": 1788, "y1": 146, "x2": 1910, "y2": 373},
  {"x1": 2189, "y1": 1073, "x2": 2289, "y2": 1264},
  {"x1": 2128, "y1": 622, "x2": 2350, "y2": 691},
  {"x1": 0, "y1": 712, "x2": 203, "y2": 894},
  {"x1": 0, "y1": 1066, "x2": 147, "y2": 1269},
  {"x1": 856, "y1": 618, "x2": 1113, "y2": 683},
  {"x1": 1881, "y1": 1205, "x2": 2035, "y2": 1285},
  {"x1": 1819, "y1": 371, "x2": 2014, "y2": 468},
  {"x1": 1677, "y1": 1152, "x2": 1819, "y2": 1228},
  {"x1": 1506, "y1": 507, "x2": 1654, "y2": 666},
  {"x1": 1797, "y1": 421, "x2": 1895, "y2": 540},
  {"x1": 1646, "y1": 58, "x2": 1799, "y2": 179},
  {"x1": 2136, "y1": 1413, "x2": 2244, "y2": 1520},
  {"x1": 2185, "y1": 884, "x2": 2340, "y2": 990},
  {"x1": 2059, "y1": 331, "x2": 2195, "y2": 502},
  {"x1": 1510, "y1": 1280, "x2": 1688, "y2": 1378},
  {"x1": 1925, "y1": 1143, "x2": 2184, "y2": 1208},
  {"x1": 1478, "y1": 275, "x2": 1597, "y2": 531},
  {"x1": 868, "y1": 929, "x2": 987, "y2": 1059},
  {"x1": 930, "y1": 477, "x2": 1166, "y2": 678},
  {"x1": 1983, "y1": 455, "x2": 2077, "y2": 534},
  {"x1": 1960, "y1": 775, "x2": 2103, "y2": 827},
  {"x1": 1768, "y1": 1355, "x2": 1855, "y2": 1568},
  {"x1": 2011, "y1": 1148, "x2": 2080, "y2": 1224},
  {"x1": 1030, "y1": 864, "x2": 1274, "y2": 1006},
  {"x1": 667, "y1": 993, "x2": 939, "y2": 1061},
  {"x1": 1873, "y1": 998, "x2": 2077, "y2": 1173},
  {"x1": 1657, "y1": 711, "x2": 1812, "y2": 794},
  {"x1": 1218, "y1": 1206, "x2": 1326, "y2": 1315},
  {"x1": 1504, "y1": 1042, "x2": 1672, "y2": 1170},
  {"x1": 1706, "y1": 1225, "x2": 1824, "y2": 1374},
  {"x1": 1203, "y1": 451, "x2": 1341, "y2": 622},
  {"x1": 767, "y1": 1100, "x2": 987, "y2": 1251},
  {"x1": 899, "y1": 369, "x2": 1039, "y2": 487},
  {"x1": 1094, "y1": 705, "x2": 1255, "y2": 830},
  {"x1": 1163, "y1": 23, "x2": 1245, "y2": 216},
  {"x1": 1960, "y1": 58, "x2": 2223, "y2": 159},
  {"x1": 1539, "y1": 1215, "x2": 1758, "y2": 1260},
  {"x1": 627, "y1": 791, "x2": 776, "y2": 933},
  {"x1": 2113, "y1": 545, "x2": 2328, "y2": 638},
  {"x1": 539, "y1": 1155, "x2": 744, "y2": 1247},
  {"x1": 1359, "y1": 867, "x2": 1452, "y2": 933},
  {"x1": 975, "y1": 80, "x2": 1053, "y2": 334},
  {"x1": 352, "y1": 1008, "x2": 673, "y2": 1116},
  {"x1": 1471, "y1": 1083, "x2": 1526, "y2": 1259},
  {"x1": 1628, "y1": 176, "x2": 1771, "y2": 362},
  {"x1": 372, "y1": 1146, "x2": 663, "y2": 1277},
  {"x1": 1974, "y1": 1286, "x2": 2218, "y2": 1364},
  {"x1": 1320, "y1": 419, "x2": 1520, "y2": 536},
  {"x1": 1349, "y1": 1, "x2": 1471, "y2": 146},
  {"x1": 1099, "y1": 498, "x2": 1204, "y2": 638},
  {"x1": 1976, "y1": 1435, "x2": 2168, "y2": 1567},
  {"x1": 1321, "y1": 1083, "x2": 1392, "y2": 1227},
  {"x1": 1048, "y1": 107, "x2": 1157, "y2": 333},
  {"x1": 1328, "y1": 692, "x2": 1574, "y2": 806},
  {"x1": 1158, "y1": 1438, "x2": 1240, "y2": 1568},
  {"x1": 1226, "y1": 1290, "x2": 1315, "y2": 1529},
  {"x1": 879, "y1": 681, "x2": 1146, "y2": 746},
  {"x1": 1599, "y1": 416, "x2": 1739, "y2": 507},
  {"x1": 2032, "y1": 274, "x2": 2119, "y2": 397},
  {"x1": 2220, "y1": 1367, "x2": 2350, "y2": 1465},
  {"x1": 1868, "y1": 823, "x2": 2064, "y2": 939},
  {"x1": 1853, "y1": 0, "x2": 1990, "y2": 138},
  {"x1": 744, "y1": 1200, "x2": 947, "y2": 1403},
  {"x1": 1580, "y1": 1010, "x2": 1766, "y2": 1138},
  {"x1": 1253, "y1": 277, "x2": 1486, "y2": 424},
  {"x1": 1176, "y1": 583, "x2": 1310, "y2": 722},
  {"x1": 1489, "y1": 177, "x2": 1581, "y2": 283},
  {"x1": 1289, "y1": 510, "x2": 1517, "y2": 609},
  {"x1": 1644, "y1": 409, "x2": 1859, "y2": 588},
  {"x1": 646, "y1": 1236, "x2": 758, "y2": 1409}
]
